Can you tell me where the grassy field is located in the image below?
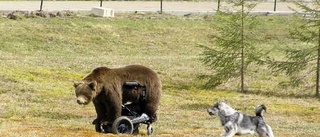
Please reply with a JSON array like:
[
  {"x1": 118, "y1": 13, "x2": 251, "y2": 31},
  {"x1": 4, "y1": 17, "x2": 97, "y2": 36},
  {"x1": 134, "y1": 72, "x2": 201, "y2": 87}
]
[{"x1": 0, "y1": 12, "x2": 319, "y2": 137}]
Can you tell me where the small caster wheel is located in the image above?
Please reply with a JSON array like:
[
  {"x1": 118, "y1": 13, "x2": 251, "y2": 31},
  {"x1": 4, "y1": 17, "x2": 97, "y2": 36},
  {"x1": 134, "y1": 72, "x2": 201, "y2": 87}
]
[
  {"x1": 112, "y1": 116, "x2": 133, "y2": 134},
  {"x1": 147, "y1": 125, "x2": 154, "y2": 135}
]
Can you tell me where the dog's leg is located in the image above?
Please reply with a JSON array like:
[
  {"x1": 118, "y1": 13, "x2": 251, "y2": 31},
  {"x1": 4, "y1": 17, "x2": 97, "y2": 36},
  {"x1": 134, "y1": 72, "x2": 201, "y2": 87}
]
[
  {"x1": 220, "y1": 132, "x2": 227, "y2": 137},
  {"x1": 220, "y1": 125, "x2": 229, "y2": 137},
  {"x1": 266, "y1": 124, "x2": 274, "y2": 137},
  {"x1": 220, "y1": 126, "x2": 231, "y2": 137},
  {"x1": 257, "y1": 124, "x2": 274, "y2": 137},
  {"x1": 222, "y1": 122, "x2": 237, "y2": 137}
]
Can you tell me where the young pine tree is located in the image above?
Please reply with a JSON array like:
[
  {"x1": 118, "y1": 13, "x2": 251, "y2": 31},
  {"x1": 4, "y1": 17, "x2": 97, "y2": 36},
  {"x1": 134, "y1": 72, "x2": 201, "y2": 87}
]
[
  {"x1": 269, "y1": 1, "x2": 320, "y2": 97},
  {"x1": 199, "y1": 1, "x2": 263, "y2": 93}
]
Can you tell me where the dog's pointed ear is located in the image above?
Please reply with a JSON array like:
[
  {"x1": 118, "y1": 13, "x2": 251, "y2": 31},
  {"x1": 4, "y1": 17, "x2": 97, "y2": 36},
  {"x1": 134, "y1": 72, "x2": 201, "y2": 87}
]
[
  {"x1": 217, "y1": 99, "x2": 227, "y2": 104},
  {"x1": 262, "y1": 104, "x2": 267, "y2": 112},
  {"x1": 216, "y1": 100, "x2": 224, "y2": 108}
]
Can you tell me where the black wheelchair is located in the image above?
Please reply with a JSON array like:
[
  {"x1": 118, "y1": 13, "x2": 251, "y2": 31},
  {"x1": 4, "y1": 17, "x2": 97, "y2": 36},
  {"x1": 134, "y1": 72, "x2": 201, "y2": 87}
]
[{"x1": 101, "y1": 82, "x2": 154, "y2": 135}]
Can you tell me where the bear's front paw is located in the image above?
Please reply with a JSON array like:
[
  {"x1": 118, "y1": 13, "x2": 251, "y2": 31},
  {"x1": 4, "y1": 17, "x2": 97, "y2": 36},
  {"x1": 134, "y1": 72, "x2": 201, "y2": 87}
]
[
  {"x1": 95, "y1": 123, "x2": 102, "y2": 132},
  {"x1": 92, "y1": 118, "x2": 98, "y2": 125},
  {"x1": 101, "y1": 121, "x2": 112, "y2": 133}
]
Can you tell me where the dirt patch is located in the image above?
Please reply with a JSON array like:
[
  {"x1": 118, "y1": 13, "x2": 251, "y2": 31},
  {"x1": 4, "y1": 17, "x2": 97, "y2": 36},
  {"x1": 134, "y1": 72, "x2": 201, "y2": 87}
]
[{"x1": 4, "y1": 11, "x2": 76, "y2": 20}]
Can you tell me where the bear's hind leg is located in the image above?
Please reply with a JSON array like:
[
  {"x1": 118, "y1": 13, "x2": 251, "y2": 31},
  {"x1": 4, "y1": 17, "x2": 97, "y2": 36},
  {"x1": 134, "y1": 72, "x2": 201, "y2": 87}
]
[
  {"x1": 143, "y1": 97, "x2": 160, "y2": 124},
  {"x1": 143, "y1": 104, "x2": 158, "y2": 123}
]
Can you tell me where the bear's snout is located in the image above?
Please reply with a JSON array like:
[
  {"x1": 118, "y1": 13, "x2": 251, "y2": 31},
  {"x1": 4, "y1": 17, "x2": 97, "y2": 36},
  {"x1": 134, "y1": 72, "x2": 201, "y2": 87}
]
[{"x1": 77, "y1": 96, "x2": 88, "y2": 105}]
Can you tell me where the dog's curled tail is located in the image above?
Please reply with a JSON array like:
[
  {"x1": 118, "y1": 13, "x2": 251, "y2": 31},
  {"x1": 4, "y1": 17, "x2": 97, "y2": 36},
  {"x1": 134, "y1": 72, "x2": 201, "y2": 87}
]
[{"x1": 255, "y1": 104, "x2": 267, "y2": 117}]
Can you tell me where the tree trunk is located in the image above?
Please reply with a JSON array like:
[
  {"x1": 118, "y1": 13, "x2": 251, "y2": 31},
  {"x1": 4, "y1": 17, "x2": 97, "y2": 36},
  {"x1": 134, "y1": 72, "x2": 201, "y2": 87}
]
[
  {"x1": 316, "y1": 27, "x2": 320, "y2": 97},
  {"x1": 240, "y1": 1, "x2": 245, "y2": 93}
]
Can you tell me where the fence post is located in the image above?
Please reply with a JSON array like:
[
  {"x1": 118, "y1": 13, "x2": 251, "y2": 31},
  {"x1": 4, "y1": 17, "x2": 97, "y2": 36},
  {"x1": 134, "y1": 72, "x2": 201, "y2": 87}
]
[
  {"x1": 160, "y1": 0, "x2": 163, "y2": 14},
  {"x1": 273, "y1": 0, "x2": 277, "y2": 11},
  {"x1": 40, "y1": 0, "x2": 44, "y2": 11},
  {"x1": 217, "y1": 0, "x2": 220, "y2": 11}
]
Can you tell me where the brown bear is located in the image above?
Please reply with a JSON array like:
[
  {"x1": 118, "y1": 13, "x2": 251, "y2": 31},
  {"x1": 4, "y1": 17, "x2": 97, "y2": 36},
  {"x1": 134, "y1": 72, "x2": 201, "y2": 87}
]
[{"x1": 73, "y1": 65, "x2": 161, "y2": 133}]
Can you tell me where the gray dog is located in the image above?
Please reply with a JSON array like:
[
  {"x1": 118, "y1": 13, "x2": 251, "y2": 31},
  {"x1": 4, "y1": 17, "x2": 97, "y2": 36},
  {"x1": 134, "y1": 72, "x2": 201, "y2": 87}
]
[{"x1": 207, "y1": 101, "x2": 274, "y2": 137}]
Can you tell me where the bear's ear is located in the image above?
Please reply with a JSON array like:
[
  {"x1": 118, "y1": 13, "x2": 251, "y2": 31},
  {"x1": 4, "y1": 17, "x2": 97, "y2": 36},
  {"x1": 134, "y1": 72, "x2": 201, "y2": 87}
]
[
  {"x1": 88, "y1": 81, "x2": 97, "y2": 91},
  {"x1": 73, "y1": 81, "x2": 81, "y2": 88}
]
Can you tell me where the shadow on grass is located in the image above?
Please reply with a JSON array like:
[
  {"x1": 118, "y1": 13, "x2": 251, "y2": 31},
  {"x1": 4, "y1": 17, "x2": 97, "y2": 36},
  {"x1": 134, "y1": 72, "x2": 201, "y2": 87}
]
[
  {"x1": 203, "y1": 85, "x2": 319, "y2": 99},
  {"x1": 192, "y1": 82, "x2": 319, "y2": 99},
  {"x1": 246, "y1": 89, "x2": 319, "y2": 99},
  {"x1": 172, "y1": 83, "x2": 315, "y2": 99}
]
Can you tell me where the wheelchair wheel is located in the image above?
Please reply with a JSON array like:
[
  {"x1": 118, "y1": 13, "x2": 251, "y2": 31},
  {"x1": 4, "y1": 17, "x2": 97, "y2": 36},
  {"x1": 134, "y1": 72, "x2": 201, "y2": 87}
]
[
  {"x1": 112, "y1": 116, "x2": 134, "y2": 134},
  {"x1": 147, "y1": 125, "x2": 154, "y2": 135}
]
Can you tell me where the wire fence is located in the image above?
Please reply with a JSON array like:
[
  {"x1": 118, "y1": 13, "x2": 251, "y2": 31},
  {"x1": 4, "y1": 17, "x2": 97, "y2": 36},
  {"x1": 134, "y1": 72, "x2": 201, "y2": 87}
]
[
  {"x1": 0, "y1": 0, "x2": 314, "y2": 14},
  {"x1": 38, "y1": 0, "x2": 311, "y2": 12}
]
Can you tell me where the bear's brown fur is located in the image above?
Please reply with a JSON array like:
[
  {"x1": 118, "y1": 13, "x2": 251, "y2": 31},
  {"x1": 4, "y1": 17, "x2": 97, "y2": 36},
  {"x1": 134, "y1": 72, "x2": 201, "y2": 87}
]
[{"x1": 73, "y1": 65, "x2": 161, "y2": 132}]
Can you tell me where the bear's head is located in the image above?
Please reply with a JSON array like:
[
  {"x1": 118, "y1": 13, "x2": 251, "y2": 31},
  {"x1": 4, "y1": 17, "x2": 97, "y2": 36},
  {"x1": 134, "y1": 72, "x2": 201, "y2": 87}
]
[{"x1": 73, "y1": 81, "x2": 98, "y2": 105}]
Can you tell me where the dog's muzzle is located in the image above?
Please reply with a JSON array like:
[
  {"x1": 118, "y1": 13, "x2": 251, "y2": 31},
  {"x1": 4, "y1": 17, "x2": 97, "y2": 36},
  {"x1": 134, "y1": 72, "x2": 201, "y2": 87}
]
[{"x1": 207, "y1": 108, "x2": 218, "y2": 115}]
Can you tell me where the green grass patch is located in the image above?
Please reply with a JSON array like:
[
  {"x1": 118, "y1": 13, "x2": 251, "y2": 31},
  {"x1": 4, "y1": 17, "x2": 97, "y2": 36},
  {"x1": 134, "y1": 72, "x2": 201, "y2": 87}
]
[{"x1": 0, "y1": 12, "x2": 319, "y2": 137}]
